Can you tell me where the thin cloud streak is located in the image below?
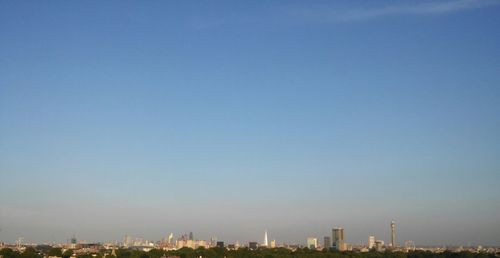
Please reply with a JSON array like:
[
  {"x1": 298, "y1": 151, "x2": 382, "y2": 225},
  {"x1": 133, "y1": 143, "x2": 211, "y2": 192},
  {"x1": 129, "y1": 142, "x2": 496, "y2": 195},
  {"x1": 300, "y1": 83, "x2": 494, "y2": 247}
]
[{"x1": 292, "y1": 0, "x2": 500, "y2": 22}]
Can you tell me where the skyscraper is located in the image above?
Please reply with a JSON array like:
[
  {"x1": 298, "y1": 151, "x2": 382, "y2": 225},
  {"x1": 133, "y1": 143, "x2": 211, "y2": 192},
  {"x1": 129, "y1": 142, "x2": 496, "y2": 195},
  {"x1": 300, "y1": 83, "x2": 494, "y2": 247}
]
[
  {"x1": 368, "y1": 236, "x2": 375, "y2": 249},
  {"x1": 264, "y1": 230, "x2": 268, "y2": 247},
  {"x1": 123, "y1": 235, "x2": 133, "y2": 247},
  {"x1": 189, "y1": 232, "x2": 194, "y2": 241},
  {"x1": 332, "y1": 228, "x2": 345, "y2": 251},
  {"x1": 391, "y1": 221, "x2": 396, "y2": 248},
  {"x1": 323, "y1": 236, "x2": 331, "y2": 250}
]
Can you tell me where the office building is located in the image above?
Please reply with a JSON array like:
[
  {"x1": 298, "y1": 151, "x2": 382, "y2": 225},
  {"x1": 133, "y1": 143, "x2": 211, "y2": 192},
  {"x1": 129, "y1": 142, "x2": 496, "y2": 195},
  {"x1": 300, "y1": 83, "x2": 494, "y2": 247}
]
[
  {"x1": 123, "y1": 235, "x2": 133, "y2": 247},
  {"x1": 375, "y1": 240, "x2": 385, "y2": 252},
  {"x1": 307, "y1": 237, "x2": 318, "y2": 249},
  {"x1": 368, "y1": 236, "x2": 375, "y2": 249},
  {"x1": 249, "y1": 242, "x2": 258, "y2": 250},
  {"x1": 210, "y1": 237, "x2": 217, "y2": 247},
  {"x1": 332, "y1": 228, "x2": 346, "y2": 251},
  {"x1": 324, "y1": 237, "x2": 331, "y2": 250}
]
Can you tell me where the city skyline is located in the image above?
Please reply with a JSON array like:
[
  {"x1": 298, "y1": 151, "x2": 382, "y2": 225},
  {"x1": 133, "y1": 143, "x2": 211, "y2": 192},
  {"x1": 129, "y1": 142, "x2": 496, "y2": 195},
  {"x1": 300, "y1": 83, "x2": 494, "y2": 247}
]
[
  {"x1": 0, "y1": 220, "x2": 490, "y2": 248},
  {"x1": 1, "y1": 0, "x2": 500, "y2": 247},
  {"x1": 2, "y1": 223, "x2": 496, "y2": 251}
]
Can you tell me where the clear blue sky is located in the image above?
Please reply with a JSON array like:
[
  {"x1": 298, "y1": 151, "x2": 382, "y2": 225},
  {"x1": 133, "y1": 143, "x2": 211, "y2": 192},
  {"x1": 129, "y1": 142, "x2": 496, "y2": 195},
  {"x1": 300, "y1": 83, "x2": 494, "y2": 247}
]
[{"x1": 1, "y1": 0, "x2": 500, "y2": 247}]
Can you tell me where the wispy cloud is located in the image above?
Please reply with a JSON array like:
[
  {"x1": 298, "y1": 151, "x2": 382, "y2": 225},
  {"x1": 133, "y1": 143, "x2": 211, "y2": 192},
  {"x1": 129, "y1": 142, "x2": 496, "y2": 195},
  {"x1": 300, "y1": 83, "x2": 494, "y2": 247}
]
[{"x1": 292, "y1": 0, "x2": 500, "y2": 22}]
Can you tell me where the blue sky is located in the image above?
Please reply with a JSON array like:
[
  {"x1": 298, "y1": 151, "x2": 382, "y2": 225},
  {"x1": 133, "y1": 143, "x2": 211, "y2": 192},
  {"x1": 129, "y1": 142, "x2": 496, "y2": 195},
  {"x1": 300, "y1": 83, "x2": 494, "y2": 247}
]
[{"x1": 1, "y1": 0, "x2": 500, "y2": 246}]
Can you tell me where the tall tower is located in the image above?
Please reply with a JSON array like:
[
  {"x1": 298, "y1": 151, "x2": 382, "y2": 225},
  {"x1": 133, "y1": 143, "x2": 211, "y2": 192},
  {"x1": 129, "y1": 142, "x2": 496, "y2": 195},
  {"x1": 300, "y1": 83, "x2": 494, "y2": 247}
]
[
  {"x1": 168, "y1": 233, "x2": 173, "y2": 244},
  {"x1": 332, "y1": 228, "x2": 345, "y2": 251},
  {"x1": 391, "y1": 221, "x2": 396, "y2": 248},
  {"x1": 368, "y1": 236, "x2": 375, "y2": 249},
  {"x1": 264, "y1": 230, "x2": 269, "y2": 247},
  {"x1": 324, "y1": 236, "x2": 331, "y2": 250}
]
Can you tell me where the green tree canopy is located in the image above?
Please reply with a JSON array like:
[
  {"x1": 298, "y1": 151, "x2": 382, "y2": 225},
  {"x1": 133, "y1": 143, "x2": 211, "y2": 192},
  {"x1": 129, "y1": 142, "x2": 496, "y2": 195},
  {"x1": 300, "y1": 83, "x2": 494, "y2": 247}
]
[
  {"x1": 62, "y1": 249, "x2": 74, "y2": 258},
  {"x1": 48, "y1": 248, "x2": 63, "y2": 257}
]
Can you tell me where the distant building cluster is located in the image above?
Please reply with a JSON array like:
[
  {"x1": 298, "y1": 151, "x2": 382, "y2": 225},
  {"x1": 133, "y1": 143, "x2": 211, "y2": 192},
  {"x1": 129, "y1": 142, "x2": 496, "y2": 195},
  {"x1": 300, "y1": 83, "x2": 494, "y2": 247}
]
[
  {"x1": 310, "y1": 221, "x2": 392, "y2": 252},
  {"x1": 1, "y1": 220, "x2": 499, "y2": 256}
]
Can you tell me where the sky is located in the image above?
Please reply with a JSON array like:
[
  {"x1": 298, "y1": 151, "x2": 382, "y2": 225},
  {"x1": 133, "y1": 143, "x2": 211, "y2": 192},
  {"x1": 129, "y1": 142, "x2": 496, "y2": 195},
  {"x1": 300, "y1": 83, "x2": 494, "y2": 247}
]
[{"x1": 1, "y1": 0, "x2": 500, "y2": 247}]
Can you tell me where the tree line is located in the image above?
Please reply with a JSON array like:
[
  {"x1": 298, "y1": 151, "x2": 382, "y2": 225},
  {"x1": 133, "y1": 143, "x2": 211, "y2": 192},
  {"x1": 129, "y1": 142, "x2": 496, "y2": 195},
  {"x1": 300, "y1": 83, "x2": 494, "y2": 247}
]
[{"x1": 1, "y1": 247, "x2": 496, "y2": 258}]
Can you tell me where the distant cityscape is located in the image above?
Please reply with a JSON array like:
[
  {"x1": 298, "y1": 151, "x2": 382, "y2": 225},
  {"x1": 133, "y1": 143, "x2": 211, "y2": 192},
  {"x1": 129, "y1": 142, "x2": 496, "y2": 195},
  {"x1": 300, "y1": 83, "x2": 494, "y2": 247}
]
[{"x1": 1, "y1": 220, "x2": 498, "y2": 256}]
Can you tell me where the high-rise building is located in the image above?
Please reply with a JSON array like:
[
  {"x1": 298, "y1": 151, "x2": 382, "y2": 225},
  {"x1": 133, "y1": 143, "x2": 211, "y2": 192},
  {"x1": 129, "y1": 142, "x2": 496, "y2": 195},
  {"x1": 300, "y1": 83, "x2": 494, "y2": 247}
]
[
  {"x1": 368, "y1": 236, "x2": 375, "y2": 249},
  {"x1": 123, "y1": 235, "x2": 133, "y2": 247},
  {"x1": 375, "y1": 240, "x2": 385, "y2": 252},
  {"x1": 307, "y1": 237, "x2": 318, "y2": 249},
  {"x1": 249, "y1": 242, "x2": 258, "y2": 250},
  {"x1": 270, "y1": 240, "x2": 276, "y2": 248},
  {"x1": 391, "y1": 221, "x2": 396, "y2": 248},
  {"x1": 264, "y1": 230, "x2": 269, "y2": 247},
  {"x1": 210, "y1": 237, "x2": 217, "y2": 247},
  {"x1": 323, "y1": 237, "x2": 331, "y2": 250},
  {"x1": 332, "y1": 228, "x2": 345, "y2": 251},
  {"x1": 189, "y1": 232, "x2": 194, "y2": 241}
]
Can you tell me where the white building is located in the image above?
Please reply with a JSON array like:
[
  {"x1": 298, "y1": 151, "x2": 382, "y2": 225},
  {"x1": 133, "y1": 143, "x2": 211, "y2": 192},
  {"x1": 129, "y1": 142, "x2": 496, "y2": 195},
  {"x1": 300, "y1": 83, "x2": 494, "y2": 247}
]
[
  {"x1": 368, "y1": 236, "x2": 375, "y2": 249},
  {"x1": 307, "y1": 238, "x2": 318, "y2": 249}
]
